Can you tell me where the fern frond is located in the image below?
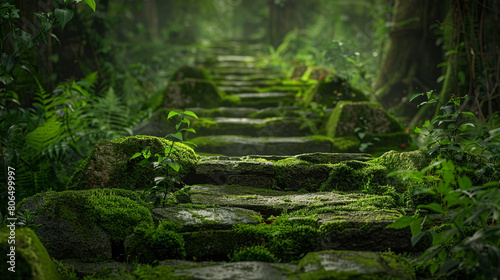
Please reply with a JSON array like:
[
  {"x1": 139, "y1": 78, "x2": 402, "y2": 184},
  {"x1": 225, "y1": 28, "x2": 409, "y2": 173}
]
[{"x1": 25, "y1": 118, "x2": 63, "y2": 154}]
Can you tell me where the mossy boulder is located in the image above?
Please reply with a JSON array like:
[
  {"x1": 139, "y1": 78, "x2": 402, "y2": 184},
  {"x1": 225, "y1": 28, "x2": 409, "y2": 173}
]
[
  {"x1": 17, "y1": 189, "x2": 153, "y2": 260},
  {"x1": 163, "y1": 78, "x2": 239, "y2": 108},
  {"x1": 296, "y1": 250, "x2": 415, "y2": 279},
  {"x1": 325, "y1": 101, "x2": 410, "y2": 153},
  {"x1": 0, "y1": 227, "x2": 61, "y2": 280},
  {"x1": 67, "y1": 135, "x2": 198, "y2": 190},
  {"x1": 320, "y1": 161, "x2": 389, "y2": 192},
  {"x1": 303, "y1": 76, "x2": 368, "y2": 107},
  {"x1": 170, "y1": 65, "x2": 211, "y2": 82}
]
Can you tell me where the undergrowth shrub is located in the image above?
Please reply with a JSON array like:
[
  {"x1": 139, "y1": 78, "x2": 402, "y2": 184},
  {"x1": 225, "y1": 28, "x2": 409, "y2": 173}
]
[{"x1": 231, "y1": 246, "x2": 278, "y2": 263}]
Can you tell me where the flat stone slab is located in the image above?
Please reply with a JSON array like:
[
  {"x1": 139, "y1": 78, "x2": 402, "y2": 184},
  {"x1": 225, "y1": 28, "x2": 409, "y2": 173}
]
[
  {"x1": 295, "y1": 251, "x2": 415, "y2": 279},
  {"x1": 316, "y1": 211, "x2": 412, "y2": 252},
  {"x1": 235, "y1": 92, "x2": 296, "y2": 108},
  {"x1": 173, "y1": 262, "x2": 295, "y2": 280},
  {"x1": 216, "y1": 55, "x2": 255, "y2": 62},
  {"x1": 151, "y1": 206, "x2": 261, "y2": 231},
  {"x1": 192, "y1": 117, "x2": 313, "y2": 137},
  {"x1": 185, "y1": 160, "x2": 276, "y2": 188},
  {"x1": 191, "y1": 135, "x2": 332, "y2": 156},
  {"x1": 189, "y1": 185, "x2": 372, "y2": 215},
  {"x1": 184, "y1": 107, "x2": 258, "y2": 118}
]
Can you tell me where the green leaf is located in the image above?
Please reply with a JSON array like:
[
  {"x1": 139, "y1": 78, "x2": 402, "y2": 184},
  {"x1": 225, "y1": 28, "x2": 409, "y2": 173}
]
[
  {"x1": 25, "y1": 119, "x2": 62, "y2": 153},
  {"x1": 410, "y1": 93, "x2": 424, "y2": 102},
  {"x1": 182, "y1": 111, "x2": 198, "y2": 119},
  {"x1": 181, "y1": 127, "x2": 196, "y2": 133},
  {"x1": 169, "y1": 132, "x2": 183, "y2": 141},
  {"x1": 422, "y1": 120, "x2": 430, "y2": 128},
  {"x1": 418, "y1": 203, "x2": 445, "y2": 214},
  {"x1": 358, "y1": 132, "x2": 366, "y2": 139},
  {"x1": 175, "y1": 123, "x2": 181, "y2": 131},
  {"x1": 385, "y1": 216, "x2": 413, "y2": 229},
  {"x1": 168, "y1": 162, "x2": 180, "y2": 172},
  {"x1": 410, "y1": 217, "x2": 424, "y2": 235},
  {"x1": 457, "y1": 176, "x2": 472, "y2": 190},
  {"x1": 411, "y1": 231, "x2": 425, "y2": 247},
  {"x1": 54, "y1": 8, "x2": 74, "y2": 29},
  {"x1": 83, "y1": 0, "x2": 96, "y2": 12},
  {"x1": 182, "y1": 141, "x2": 198, "y2": 149},
  {"x1": 130, "y1": 152, "x2": 142, "y2": 160},
  {"x1": 414, "y1": 127, "x2": 423, "y2": 133},
  {"x1": 167, "y1": 111, "x2": 180, "y2": 119}
]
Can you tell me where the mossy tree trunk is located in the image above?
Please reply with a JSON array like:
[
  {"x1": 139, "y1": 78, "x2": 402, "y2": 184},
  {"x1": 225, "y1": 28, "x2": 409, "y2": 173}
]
[
  {"x1": 373, "y1": 0, "x2": 447, "y2": 122},
  {"x1": 268, "y1": 0, "x2": 301, "y2": 48}
]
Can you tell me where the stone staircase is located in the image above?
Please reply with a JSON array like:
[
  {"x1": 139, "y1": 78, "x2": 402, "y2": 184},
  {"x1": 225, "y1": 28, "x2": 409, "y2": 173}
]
[{"x1": 7, "y1": 41, "x2": 419, "y2": 279}]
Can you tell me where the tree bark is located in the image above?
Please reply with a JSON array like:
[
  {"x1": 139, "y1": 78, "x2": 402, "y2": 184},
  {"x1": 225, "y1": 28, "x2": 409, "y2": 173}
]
[{"x1": 373, "y1": 0, "x2": 447, "y2": 122}]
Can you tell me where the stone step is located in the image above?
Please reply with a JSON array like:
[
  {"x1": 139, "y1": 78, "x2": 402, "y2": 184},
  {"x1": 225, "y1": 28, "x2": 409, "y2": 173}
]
[
  {"x1": 217, "y1": 80, "x2": 281, "y2": 88},
  {"x1": 189, "y1": 135, "x2": 333, "y2": 156},
  {"x1": 216, "y1": 55, "x2": 255, "y2": 62},
  {"x1": 191, "y1": 117, "x2": 314, "y2": 137},
  {"x1": 212, "y1": 68, "x2": 268, "y2": 76},
  {"x1": 184, "y1": 152, "x2": 374, "y2": 190},
  {"x1": 213, "y1": 73, "x2": 283, "y2": 81},
  {"x1": 185, "y1": 107, "x2": 259, "y2": 118},
  {"x1": 235, "y1": 92, "x2": 296, "y2": 108}
]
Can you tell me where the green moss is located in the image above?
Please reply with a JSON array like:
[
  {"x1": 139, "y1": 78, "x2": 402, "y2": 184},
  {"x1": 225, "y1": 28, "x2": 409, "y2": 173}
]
[
  {"x1": 182, "y1": 230, "x2": 237, "y2": 261},
  {"x1": 231, "y1": 246, "x2": 278, "y2": 263},
  {"x1": 67, "y1": 135, "x2": 198, "y2": 190},
  {"x1": 126, "y1": 221, "x2": 186, "y2": 264},
  {"x1": 170, "y1": 65, "x2": 211, "y2": 82},
  {"x1": 22, "y1": 189, "x2": 153, "y2": 242},
  {"x1": 320, "y1": 161, "x2": 388, "y2": 192},
  {"x1": 330, "y1": 136, "x2": 360, "y2": 153},
  {"x1": 163, "y1": 78, "x2": 240, "y2": 108},
  {"x1": 302, "y1": 76, "x2": 368, "y2": 108},
  {"x1": 274, "y1": 158, "x2": 331, "y2": 192},
  {"x1": 233, "y1": 224, "x2": 318, "y2": 262},
  {"x1": 0, "y1": 227, "x2": 62, "y2": 280}
]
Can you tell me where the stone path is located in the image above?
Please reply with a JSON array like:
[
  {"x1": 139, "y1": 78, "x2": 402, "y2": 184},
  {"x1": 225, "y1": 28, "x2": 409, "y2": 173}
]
[{"x1": 8, "y1": 41, "x2": 418, "y2": 279}]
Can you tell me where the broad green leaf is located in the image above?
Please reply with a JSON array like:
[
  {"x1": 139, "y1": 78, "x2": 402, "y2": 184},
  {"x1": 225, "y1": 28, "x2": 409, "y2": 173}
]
[
  {"x1": 54, "y1": 8, "x2": 74, "y2": 29},
  {"x1": 175, "y1": 123, "x2": 181, "y2": 131},
  {"x1": 437, "y1": 247, "x2": 447, "y2": 262},
  {"x1": 169, "y1": 132, "x2": 183, "y2": 141},
  {"x1": 358, "y1": 132, "x2": 366, "y2": 139},
  {"x1": 182, "y1": 111, "x2": 198, "y2": 119},
  {"x1": 385, "y1": 216, "x2": 413, "y2": 229},
  {"x1": 165, "y1": 146, "x2": 177, "y2": 154},
  {"x1": 410, "y1": 93, "x2": 424, "y2": 102},
  {"x1": 457, "y1": 176, "x2": 472, "y2": 190},
  {"x1": 83, "y1": 0, "x2": 96, "y2": 12},
  {"x1": 144, "y1": 149, "x2": 151, "y2": 159},
  {"x1": 414, "y1": 127, "x2": 423, "y2": 133},
  {"x1": 181, "y1": 118, "x2": 191, "y2": 127},
  {"x1": 181, "y1": 127, "x2": 196, "y2": 133},
  {"x1": 168, "y1": 162, "x2": 180, "y2": 172},
  {"x1": 422, "y1": 120, "x2": 430, "y2": 128},
  {"x1": 167, "y1": 111, "x2": 179, "y2": 119},
  {"x1": 410, "y1": 217, "x2": 424, "y2": 235},
  {"x1": 418, "y1": 203, "x2": 445, "y2": 214},
  {"x1": 411, "y1": 231, "x2": 425, "y2": 247},
  {"x1": 182, "y1": 141, "x2": 198, "y2": 149},
  {"x1": 130, "y1": 152, "x2": 142, "y2": 160}
]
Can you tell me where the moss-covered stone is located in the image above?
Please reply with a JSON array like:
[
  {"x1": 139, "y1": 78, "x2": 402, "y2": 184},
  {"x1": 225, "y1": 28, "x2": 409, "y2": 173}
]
[
  {"x1": 295, "y1": 250, "x2": 415, "y2": 280},
  {"x1": 320, "y1": 161, "x2": 389, "y2": 192},
  {"x1": 231, "y1": 246, "x2": 278, "y2": 263},
  {"x1": 0, "y1": 227, "x2": 61, "y2": 280},
  {"x1": 182, "y1": 230, "x2": 238, "y2": 261},
  {"x1": 67, "y1": 135, "x2": 198, "y2": 190},
  {"x1": 326, "y1": 101, "x2": 405, "y2": 138},
  {"x1": 303, "y1": 76, "x2": 368, "y2": 107},
  {"x1": 170, "y1": 65, "x2": 211, "y2": 82},
  {"x1": 274, "y1": 158, "x2": 332, "y2": 191},
  {"x1": 18, "y1": 189, "x2": 153, "y2": 259},
  {"x1": 163, "y1": 78, "x2": 240, "y2": 108},
  {"x1": 124, "y1": 221, "x2": 186, "y2": 264},
  {"x1": 234, "y1": 223, "x2": 318, "y2": 262}
]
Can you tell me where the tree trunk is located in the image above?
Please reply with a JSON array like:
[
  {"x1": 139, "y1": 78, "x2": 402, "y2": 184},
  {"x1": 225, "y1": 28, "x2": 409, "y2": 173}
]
[
  {"x1": 268, "y1": 0, "x2": 302, "y2": 48},
  {"x1": 373, "y1": 0, "x2": 447, "y2": 122}
]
